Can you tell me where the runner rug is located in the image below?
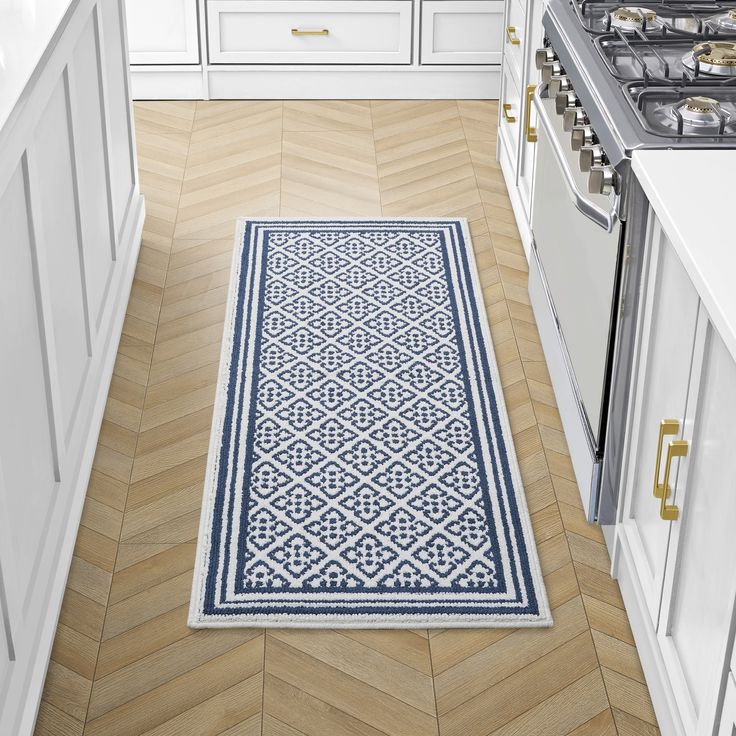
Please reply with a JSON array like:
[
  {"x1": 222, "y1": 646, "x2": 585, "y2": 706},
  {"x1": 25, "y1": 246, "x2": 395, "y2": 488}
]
[{"x1": 190, "y1": 219, "x2": 551, "y2": 628}]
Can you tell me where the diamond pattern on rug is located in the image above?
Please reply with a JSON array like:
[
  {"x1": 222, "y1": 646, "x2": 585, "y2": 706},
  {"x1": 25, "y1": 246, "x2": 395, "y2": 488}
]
[{"x1": 191, "y1": 219, "x2": 550, "y2": 627}]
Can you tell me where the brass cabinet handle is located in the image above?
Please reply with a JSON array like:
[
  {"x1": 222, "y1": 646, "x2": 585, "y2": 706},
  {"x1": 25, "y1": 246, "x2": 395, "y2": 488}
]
[
  {"x1": 506, "y1": 26, "x2": 521, "y2": 45},
  {"x1": 653, "y1": 419, "x2": 679, "y2": 499},
  {"x1": 291, "y1": 28, "x2": 329, "y2": 35},
  {"x1": 502, "y1": 103, "x2": 516, "y2": 123},
  {"x1": 525, "y1": 84, "x2": 538, "y2": 143},
  {"x1": 659, "y1": 440, "x2": 688, "y2": 521}
]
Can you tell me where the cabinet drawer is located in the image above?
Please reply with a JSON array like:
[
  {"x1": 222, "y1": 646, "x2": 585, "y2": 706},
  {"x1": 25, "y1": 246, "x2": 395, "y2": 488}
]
[
  {"x1": 207, "y1": 1, "x2": 413, "y2": 64},
  {"x1": 420, "y1": 1, "x2": 504, "y2": 65},
  {"x1": 504, "y1": 0, "x2": 525, "y2": 83}
]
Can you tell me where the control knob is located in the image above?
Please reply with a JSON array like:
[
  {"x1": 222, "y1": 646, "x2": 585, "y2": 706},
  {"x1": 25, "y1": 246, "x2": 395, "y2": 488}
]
[
  {"x1": 555, "y1": 91, "x2": 579, "y2": 115},
  {"x1": 563, "y1": 107, "x2": 587, "y2": 132},
  {"x1": 548, "y1": 76, "x2": 573, "y2": 98},
  {"x1": 541, "y1": 60, "x2": 564, "y2": 83},
  {"x1": 571, "y1": 124, "x2": 595, "y2": 151},
  {"x1": 579, "y1": 144, "x2": 605, "y2": 172},
  {"x1": 588, "y1": 165, "x2": 617, "y2": 196},
  {"x1": 535, "y1": 47, "x2": 557, "y2": 70}
]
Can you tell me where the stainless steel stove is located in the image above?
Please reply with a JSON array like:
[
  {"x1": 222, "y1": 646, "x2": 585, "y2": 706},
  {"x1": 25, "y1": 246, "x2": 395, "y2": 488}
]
[{"x1": 527, "y1": 0, "x2": 736, "y2": 524}]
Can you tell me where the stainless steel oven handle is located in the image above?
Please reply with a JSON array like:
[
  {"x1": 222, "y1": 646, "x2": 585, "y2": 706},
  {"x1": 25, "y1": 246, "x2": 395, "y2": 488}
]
[{"x1": 533, "y1": 85, "x2": 619, "y2": 233}]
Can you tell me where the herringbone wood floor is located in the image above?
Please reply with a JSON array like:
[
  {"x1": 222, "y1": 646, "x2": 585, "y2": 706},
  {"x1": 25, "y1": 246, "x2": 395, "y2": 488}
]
[{"x1": 34, "y1": 100, "x2": 660, "y2": 736}]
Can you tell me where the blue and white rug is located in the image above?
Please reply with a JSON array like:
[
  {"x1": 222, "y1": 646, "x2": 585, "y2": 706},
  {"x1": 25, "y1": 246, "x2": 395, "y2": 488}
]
[{"x1": 189, "y1": 219, "x2": 551, "y2": 628}]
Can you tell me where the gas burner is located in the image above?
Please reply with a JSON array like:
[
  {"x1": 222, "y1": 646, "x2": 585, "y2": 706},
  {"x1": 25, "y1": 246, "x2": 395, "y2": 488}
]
[
  {"x1": 708, "y1": 8, "x2": 736, "y2": 31},
  {"x1": 609, "y1": 6, "x2": 662, "y2": 31},
  {"x1": 683, "y1": 41, "x2": 736, "y2": 76},
  {"x1": 660, "y1": 95, "x2": 734, "y2": 133}
]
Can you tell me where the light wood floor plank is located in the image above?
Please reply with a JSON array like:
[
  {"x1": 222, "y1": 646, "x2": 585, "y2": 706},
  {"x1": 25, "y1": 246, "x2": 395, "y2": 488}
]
[{"x1": 35, "y1": 99, "x2": 659, "y2": 736}]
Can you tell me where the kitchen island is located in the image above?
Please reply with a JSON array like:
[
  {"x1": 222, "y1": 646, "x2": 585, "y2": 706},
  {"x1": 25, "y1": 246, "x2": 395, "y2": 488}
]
[{"x1": 0, "y1": 1, "x2": 143, "y2": 732}]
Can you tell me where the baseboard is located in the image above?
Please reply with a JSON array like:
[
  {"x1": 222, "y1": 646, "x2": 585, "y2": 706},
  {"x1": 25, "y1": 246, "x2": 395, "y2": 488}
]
[
  {"x1": 13, "y1": 194, "x2": 145, "y2": 736},
  {"x1": 130, "y1": 66, "x2": 501, "y2": 100}
]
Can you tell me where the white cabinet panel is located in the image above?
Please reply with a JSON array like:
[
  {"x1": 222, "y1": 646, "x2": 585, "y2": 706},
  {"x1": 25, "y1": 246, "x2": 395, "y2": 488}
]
[
  {"x1": 0, "y1": 164, "x2": 59, "y2": 608},
  {"x1": 421, "y1": 1, "x2": 504, "y2": 64},
  {"x1": 126, "y1": 0, "x2": 200, "y2": 64},
  {"x1": 208, "y1": 1, "x2": 413, "y2": 64},
  {"x1": 719, "y1": 674, "x2": 736, "y2": 736},
  {"x1": 70, "y1": 16, "x2": 115, "y2": 334},
  {"x1": 32, "y1": 79, "x2": 91, "y2": 440},
  {"x1": 659, "y1": 319, "x2": 736, "y2": 730},
  {"x1": 100, "y1": 0, "x2": 135, "y2": 242},
  {"x1": 621, "y1": 217, "x2": 699, "y2": 626}
]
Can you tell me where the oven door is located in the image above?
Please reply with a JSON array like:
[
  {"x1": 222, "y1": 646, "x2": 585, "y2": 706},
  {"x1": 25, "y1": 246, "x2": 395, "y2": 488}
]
[{"x1": 530, "y1": 85, "x2": 622, "y2": 520}]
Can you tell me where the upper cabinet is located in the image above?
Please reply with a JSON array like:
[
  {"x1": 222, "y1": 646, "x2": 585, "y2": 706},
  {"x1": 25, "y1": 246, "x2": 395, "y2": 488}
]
[
  {"x1": 615, "y1": 211, "x2": 736, "y2": 736},
  {"x1": 125, "y1": 0, "x2": 200, "y2": 64}
]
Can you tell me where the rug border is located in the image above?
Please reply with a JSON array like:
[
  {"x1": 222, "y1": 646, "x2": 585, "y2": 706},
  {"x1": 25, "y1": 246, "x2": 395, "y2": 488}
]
[{"x1": 189, "y1": 217, "x2": 552, "y2": 629}]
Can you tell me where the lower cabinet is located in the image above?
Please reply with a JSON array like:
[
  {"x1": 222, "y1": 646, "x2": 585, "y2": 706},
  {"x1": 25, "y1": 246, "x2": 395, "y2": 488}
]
[
  {"x1": 420, "y1": 0, "x2": 505, "y2": 65},
  {"x1": 125, "y1": 0, "x2": 200, "y2": 63},
  {"x1": 616, "y1": 210, "x2": 736, "y2": 735}
]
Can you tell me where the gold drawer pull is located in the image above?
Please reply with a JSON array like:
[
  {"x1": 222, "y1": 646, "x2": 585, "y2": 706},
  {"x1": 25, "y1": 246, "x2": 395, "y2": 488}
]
[
  {"x1": 659, "y1": 440, "x2": 688, "y2": 521},
  {"x1": 292, "y1": 28, "x2": 329, "y2": 36},
  {"x1": 502, "y1": 103, "x2": 516, "y2": 123},
  {"x1": 653, "y1": 419, "x2": 679, "y2": 499},
  {"x1": 525, "y1": 84, "x2": 537, "y2": 143},
  {"x1": 506, "y1": 26, "x2": 521, "y2": 45}
]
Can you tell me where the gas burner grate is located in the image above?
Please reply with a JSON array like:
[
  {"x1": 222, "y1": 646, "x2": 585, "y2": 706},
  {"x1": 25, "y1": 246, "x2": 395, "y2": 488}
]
[
  {"x1": 595, "y1": 30, "x2": 736, "y2": 82},
  {"x1": 575, "y1": 0, "x2": 736, "y2": 37},
  {"x1": 623, "y1": 80, "x2": 736, "y2": 136}
]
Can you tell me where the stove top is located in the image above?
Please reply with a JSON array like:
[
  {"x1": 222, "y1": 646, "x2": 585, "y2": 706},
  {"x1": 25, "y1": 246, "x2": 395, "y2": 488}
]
[{"x1": 542, "y1": 0, "x2": 736, "y2": 162}]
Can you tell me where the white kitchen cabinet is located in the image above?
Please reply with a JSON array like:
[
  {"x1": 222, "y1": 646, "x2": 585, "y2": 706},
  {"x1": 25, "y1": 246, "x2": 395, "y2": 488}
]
[
  {"x1": 0, "y1": 0, "x2": 143, "y2": 732},
  {"x1": 496, "y1": 0, "x2": 544, "y2": 258},
  {"x1": 126, "y1": 0, "x2": 503, "y2": 99},
  {"x1": 125, "y1": 0, "x2": 200, "y2": 64},
  {"x1": 420, "y1": 1, "x2": 505, "y2": 65},
  {"x1": 615, "y1": 211, "x2": 736, "y2": 736}
]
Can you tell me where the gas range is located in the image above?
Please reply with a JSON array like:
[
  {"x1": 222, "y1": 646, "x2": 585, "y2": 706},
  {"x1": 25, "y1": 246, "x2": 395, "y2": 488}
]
[
  {"x1": 540, "y1": 0, "x2": 736, "y2": 198},
  {"x1": 527, "y1": 0, "x2": 736, "y2": 523}
]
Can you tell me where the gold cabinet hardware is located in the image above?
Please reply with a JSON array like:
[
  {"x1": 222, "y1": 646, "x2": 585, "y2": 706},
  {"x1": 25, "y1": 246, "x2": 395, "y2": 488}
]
[
  {"x1": 291, "y1": 28, "x2": 329, "y2": 35},
  {"x1": 502, "y1": 103, "x2": 516, "y2": 123},
  {"x1": 653, "y1": 419, "x2": 680, "y2": 499},
  {"x1": 506, "y1": 26, "x2": 521, "y2": 45},
  {"x1": 525, "y1": 84, "x2": 538, "y2": 143},
  {"x1": 659, "y1": 440, "x2": 688, "y2": 521}
]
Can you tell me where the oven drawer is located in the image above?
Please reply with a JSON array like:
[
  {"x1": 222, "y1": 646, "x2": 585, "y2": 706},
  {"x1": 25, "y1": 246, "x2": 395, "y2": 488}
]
[
  {"x1": 420, "y1": 1, "x2": 504, "y2": 65},
  {"x1": 207, "y1": 0, "x2": 413, "y2": 64}
]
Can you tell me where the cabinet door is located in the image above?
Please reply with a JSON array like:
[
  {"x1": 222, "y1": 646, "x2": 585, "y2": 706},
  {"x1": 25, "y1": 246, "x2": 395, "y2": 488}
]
[
  {"x1": 516, "y1": 0, "x2": 543, "y2": 222},
  {"x1": 719, "y1": 674, "x2": 736, "y2": 736},
  {"x1": 125, "y1": 0, "x2": 200, "y2": 64},
  {"x1": 657, "y1": 311, "x2": 736, "y2": 734},
  {"x1": 420, "y1": 1, "x2": 504, "y2": 65},
  {"x1": 619, "y1": 215, "x2": 699, "y2": 626}
]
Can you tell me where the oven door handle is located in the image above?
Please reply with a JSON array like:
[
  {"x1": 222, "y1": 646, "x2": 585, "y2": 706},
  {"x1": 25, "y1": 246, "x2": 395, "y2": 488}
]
[{"x1": 533, "y1": 85, "x2": 619, "y2": 233}]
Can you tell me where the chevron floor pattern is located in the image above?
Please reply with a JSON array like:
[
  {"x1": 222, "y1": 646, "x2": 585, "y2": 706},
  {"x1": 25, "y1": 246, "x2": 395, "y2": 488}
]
[{"x1": 34, "y1": 100, "x2": 659, "y2": 736}]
